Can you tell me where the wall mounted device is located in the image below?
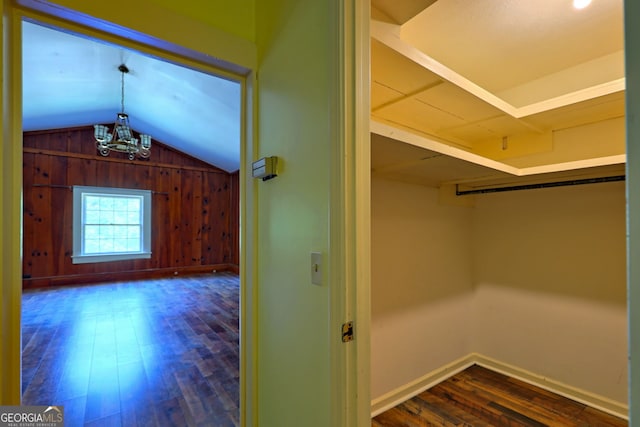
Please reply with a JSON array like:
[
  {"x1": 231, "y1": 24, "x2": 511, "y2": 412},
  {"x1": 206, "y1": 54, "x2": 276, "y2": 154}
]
[{"x1": 252, "y1": 156, "x2": 278, "y2": 181}]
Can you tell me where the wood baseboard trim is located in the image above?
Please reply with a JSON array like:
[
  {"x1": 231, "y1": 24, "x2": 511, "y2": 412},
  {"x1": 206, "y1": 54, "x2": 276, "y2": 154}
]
[
  {"x1": 371, "y1": 353, "x2": 629, "y2": 420},
  {"x1": 22, "y1": 264, "x2": 240, "y2": 288},
  {"x1": 473, "y1": 353, "x2": 629, "y2": 420},
  {"x1": 370, "y1": 354, "x2": 476, "y2": 417}
]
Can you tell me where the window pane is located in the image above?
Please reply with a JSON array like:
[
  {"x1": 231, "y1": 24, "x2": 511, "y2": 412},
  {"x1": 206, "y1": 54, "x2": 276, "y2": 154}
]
[
  {"x1": 85, "y1": 225, "x2": 100, "y2": 239},
  {"x1": 99, "y1": 239, "x2": 114, "y2": 252},
  {"x1": 99, "y1": 225, "x2": 115, "y2": 239},
  {"x1": 127, "y1": 238, "x2": 141, "y2": 252},
  {"x1": 85, "y1": 196, "x2": 101, "y2": 210},
  {"x1": 84, "y1": 210, "x2": 100, "y2": 224},
  {"x1": 113, "y1": 211, "x2": 129, "y2": 225},
  {"x1": 128, "y1": 198, "x2": 140, "y2": 211},
  {"x1": 114, "y1": 226, "x2": 129, "y2": 239},
  {"x1": 99, "y1": 197, "x2": 115, "y2": 210},
  {"x1": 113, "y1": 198, "x2": 128, "y2": 211},
  {"x1": 99, "y1": 211, "x2": 112, "y2": 225},
  {"x1": 83, "y1": 198, "x2": 144, "y2": 254},
  {"x1": 127, "y1": 212, "x2": 140, "y2": 224},
  {"x1": 84, "y1": 239, "x2": 100, "y2": 254},
  {"x1": 74, "y1": 186, "x2": 150, "y2": 262},
  {"x1": 113, "y1": 239, "x2": 128, "y2": 252},
  {"x1": 128, "y1": 226, "x2": 140, "y2": 239}
]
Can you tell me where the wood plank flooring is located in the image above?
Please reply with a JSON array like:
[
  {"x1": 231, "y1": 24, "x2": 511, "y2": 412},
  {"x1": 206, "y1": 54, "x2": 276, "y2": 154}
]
[
  {"x1": 372, "y1": 365, "x2": 628, "y2": 427},
  {"x1": 21, "y1": 273, "x2": 239, "y2": 427}
]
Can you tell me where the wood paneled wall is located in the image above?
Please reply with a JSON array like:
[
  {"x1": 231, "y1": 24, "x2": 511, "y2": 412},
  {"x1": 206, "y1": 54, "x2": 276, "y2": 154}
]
[{"x1": 22, "y1": 126, "x2": 239, "y2": 288}]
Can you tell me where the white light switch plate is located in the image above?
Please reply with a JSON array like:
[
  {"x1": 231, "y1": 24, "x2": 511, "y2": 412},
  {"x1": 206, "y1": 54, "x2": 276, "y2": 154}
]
[{"x1": 311, "y1": 252, "x2": 322, "y2": 285}]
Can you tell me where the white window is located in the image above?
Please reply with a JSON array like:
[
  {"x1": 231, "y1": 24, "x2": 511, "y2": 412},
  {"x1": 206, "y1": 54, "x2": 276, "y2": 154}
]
[{"x1": 72, "y1": 186, "x2": 152, "y2": 264}]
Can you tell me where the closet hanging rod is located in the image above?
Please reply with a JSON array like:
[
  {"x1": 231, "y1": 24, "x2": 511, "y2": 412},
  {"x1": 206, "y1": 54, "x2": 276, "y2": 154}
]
[{"x1": 455, "y1": 175, "x2": 625, "y2": 196}]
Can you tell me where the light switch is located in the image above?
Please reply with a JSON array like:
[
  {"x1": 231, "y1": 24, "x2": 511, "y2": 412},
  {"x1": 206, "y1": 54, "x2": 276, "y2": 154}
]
[{"x1": 311, "y1": 252, "x2": 322, "y2": 285}]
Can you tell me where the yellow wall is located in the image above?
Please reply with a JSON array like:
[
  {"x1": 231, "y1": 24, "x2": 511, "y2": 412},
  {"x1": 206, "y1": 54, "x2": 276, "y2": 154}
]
[
  {"x1": 371, "y1": 176, "x2": 474, "y2": 398},
  {"x1": 0, "y1": 0, "x2": 22, "y2": 405},
  {"x1": 151, "y1": 0, "x2": 254, "y2": 43},
  {"x1": 19, "y1": 0, "x2": 256, "y2": 70},
  {"x1": 254, "y1": 1, "x2": 335, "y2": 425},
  {"x1": 371, "y1": 178, "x2": 628, "y2": 406},
  {"x1": 472, "y1": 182, "x2": 627, "y2": 403}
]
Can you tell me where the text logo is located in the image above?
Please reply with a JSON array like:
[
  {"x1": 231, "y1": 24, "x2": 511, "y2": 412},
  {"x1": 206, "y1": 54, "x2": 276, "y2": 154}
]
[{"x1": 0, "y1": 405, "x2": 64, "y2": 427}]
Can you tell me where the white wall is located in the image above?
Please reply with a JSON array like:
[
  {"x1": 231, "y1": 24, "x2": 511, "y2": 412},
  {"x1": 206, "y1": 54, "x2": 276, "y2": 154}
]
[
  {"x1": 472, "y1": 181, "x2": 628, "y2": 403},
  {"x1": 371, "y1": 176, "x2": 628, "y2": 405},
  {"x1": 371, "y1": 176, "x2": 474, "y2": 398}
]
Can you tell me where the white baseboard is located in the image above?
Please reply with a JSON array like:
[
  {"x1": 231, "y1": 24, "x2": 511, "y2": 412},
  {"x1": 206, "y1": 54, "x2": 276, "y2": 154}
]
[
  {"x1": 371, "y1": 353, "x2": 629, "y2": 420},
  {"x1": 473, "y1": 353, "x2": 629, "y2": 420},
  {"x1": 370, "y1": 354, "x2": 475, "y2": 417}
]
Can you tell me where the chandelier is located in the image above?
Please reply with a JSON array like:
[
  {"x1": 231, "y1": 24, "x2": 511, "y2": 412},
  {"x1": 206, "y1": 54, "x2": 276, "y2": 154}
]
[{"x1": 94, "y1": 64, "x2": 151, "y2": 160}]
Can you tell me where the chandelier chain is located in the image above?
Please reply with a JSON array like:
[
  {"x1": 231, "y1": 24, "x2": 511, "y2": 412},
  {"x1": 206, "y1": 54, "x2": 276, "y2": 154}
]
[{"x1": 121, "y1": 69, "x2": 125, "y2": 113}]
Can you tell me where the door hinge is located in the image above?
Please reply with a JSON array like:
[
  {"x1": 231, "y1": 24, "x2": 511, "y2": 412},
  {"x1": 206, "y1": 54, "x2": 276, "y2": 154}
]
[{"x1": 341, "y1": 321, "x2": 354, "y2": 343}]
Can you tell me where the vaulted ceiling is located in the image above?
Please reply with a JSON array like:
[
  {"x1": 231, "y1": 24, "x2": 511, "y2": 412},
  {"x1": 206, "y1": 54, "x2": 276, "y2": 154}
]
[
  {"x1": 22, "y1": 20, "x2": 241, "y2": 172},
  {"x1": 370, "y1": 0, "x2": 626, "y2": 188}
]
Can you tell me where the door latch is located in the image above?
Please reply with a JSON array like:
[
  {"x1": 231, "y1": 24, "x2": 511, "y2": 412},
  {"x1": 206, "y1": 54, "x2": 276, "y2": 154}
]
[{"x1": 342, "y1": 321, "x2": 354, "y2": 342}]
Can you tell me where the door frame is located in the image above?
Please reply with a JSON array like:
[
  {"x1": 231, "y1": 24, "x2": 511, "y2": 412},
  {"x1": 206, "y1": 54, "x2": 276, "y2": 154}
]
[
  {"x1": 328, "y1": 0, "x2": 371, "y2": 425},
  {"x1": 1, "y1": 3, "x2": 257, "y2": 422}
]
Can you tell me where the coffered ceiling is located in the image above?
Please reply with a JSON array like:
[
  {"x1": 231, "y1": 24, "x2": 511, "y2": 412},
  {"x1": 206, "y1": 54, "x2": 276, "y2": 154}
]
[{"x1": 370, "y1": 0, "x2": 626, "y2": 187}]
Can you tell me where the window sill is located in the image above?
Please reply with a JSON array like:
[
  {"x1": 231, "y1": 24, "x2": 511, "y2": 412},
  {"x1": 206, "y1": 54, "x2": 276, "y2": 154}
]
[{"x1": 71, "y1": 252, "x2": 152, "y2": 264}]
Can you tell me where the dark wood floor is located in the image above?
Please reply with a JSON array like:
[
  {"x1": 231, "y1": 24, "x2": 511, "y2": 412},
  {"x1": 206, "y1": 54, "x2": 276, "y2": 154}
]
[
  {"x1": 372, "y1": 364, "x2": 628, "y2": 427},
  {"x1": 22, "y1": 273, "x2": 239, "y2": 427}
]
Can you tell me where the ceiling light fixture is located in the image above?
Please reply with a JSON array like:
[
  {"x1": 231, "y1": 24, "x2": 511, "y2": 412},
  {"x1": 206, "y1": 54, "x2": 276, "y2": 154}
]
[
  {"x1": 94, "y1": 64, "x2": 151, "y2": 160},
  {"x1": 573, "y1": 0, "x2": 592, "y2": 9}
]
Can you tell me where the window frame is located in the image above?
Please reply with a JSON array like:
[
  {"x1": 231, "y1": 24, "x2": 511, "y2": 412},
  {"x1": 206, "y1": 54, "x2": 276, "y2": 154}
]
[{"x1": 72, "y1": 185, "x2": 152, "y2": 264}]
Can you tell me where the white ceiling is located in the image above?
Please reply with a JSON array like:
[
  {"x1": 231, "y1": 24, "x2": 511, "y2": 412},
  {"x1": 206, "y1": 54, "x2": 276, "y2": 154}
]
[
  {"x1": 22, "y1": 20, "x2": 241, "y2": 172},
  {"x1": 370, "y1": 0, "x2": 626, "y2": 188},
  {"x1": 400, "y1": 0, "x2": 623, "y2": 95}
]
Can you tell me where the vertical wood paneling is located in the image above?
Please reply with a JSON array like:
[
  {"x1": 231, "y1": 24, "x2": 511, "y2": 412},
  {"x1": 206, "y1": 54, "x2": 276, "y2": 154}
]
[
  {"x1": 74, "y1": 128, "x2": 97, "y2": 156},
  {"x1": 27, "y1": 153, "x2": 53, "y2": 279},
  {"x1": 170, "y1": 169, "x2": 183, "y2": 267},
  {"x1": 51, "y1": 130, "x2": 68, "y2": 152},
  {"x1": 181, "y1": 169, "x2": 195, "y2": 265},
  {"x1": 50, "y1": 155, "x2": 70, "y2": 277},
  {"x1": 220, "y1": 174, "x2": 231, "y2": 264},
  {"x1": 207, "y1": 172, "x2": 226, "y2": 264},
  {"x1": 22, "y1": 152, "x2": 37, "y2": 278},
  {"x1": 69, "y1": 157, "x2": 98, "y2": 187},
  {"x1": 201, "y1": 172, "x2": 213, "y2": 265},
  {"x1": 22, "y1": 126, "x2": 239, "y2": 288},
  {"x1": 229, "y1": 172, "x2": 239, "y2": 265},
  {"x1": 222, "y1": 174, "x2": 231, "y2": 264},
  {"x1": 192, "y1": 170, "x2": 204, "y2": 265},
  {"x1": 153, "y1": 167, "x2": 172, "y2": 269}
]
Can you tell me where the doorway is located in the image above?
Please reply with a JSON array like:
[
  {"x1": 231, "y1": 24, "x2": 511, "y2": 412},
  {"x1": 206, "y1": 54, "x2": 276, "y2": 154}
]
[{"x1": 19, "y1": 17, "x2": 245, "y2": 426}]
